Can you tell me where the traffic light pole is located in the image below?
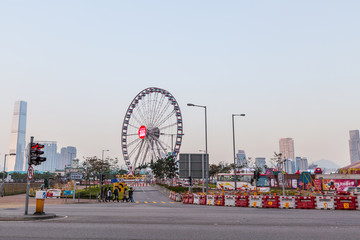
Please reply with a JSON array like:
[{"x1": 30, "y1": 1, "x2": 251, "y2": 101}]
[{"x1": 25, "y1": 136, "x2": 33, "y2": 215}]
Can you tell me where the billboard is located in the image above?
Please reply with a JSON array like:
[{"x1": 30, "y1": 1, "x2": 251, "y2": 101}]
[
  {"x1": 179, "y1": 153, "x2": 209, "y2": 179},
  {"x1": 322, "y1": 179, "x2": 356, "y2": 191}
]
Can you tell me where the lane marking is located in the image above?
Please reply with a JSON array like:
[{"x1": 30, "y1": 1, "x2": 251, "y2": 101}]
[
  {"x1": 153, "y1": 201, "x2": 157, "y2": 204},
  {"x1": 136, "y1": 201, "x2": 139, "y2": 204},
  {"x1": 161, "y1": 201, "x2": 166, "y2": 204},
  {"x1": 144, "y1": 201, "x2": 148, "y2": 204}
]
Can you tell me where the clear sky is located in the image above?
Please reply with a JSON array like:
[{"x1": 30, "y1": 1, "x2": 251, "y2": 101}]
[{"x1": 1, "y1": 1, "x2": 359, "y2": 169}]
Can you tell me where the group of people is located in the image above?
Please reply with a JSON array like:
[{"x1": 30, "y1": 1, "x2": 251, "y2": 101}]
[{"x1": 101, "y1": 186, "x2": 134, "y2": 203}]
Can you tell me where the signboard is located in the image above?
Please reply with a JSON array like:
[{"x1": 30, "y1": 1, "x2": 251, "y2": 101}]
[
  {"x1": 179, "y1": 153, "x2": 209, "y2": 179},
  {"x1": 63, "y1": 190, "x2": 74, "y2": 196},
  {"x1": 322, "y1": 179, "x2": 356, "y2": 191},
  {"x1": 35, "y1": 191, "x2": 46, "y2": 199},
  {"x1": 70, "y1": 172, "x2": 83, "y2": 180},
  {"x1": 27, "y1": 166, "x2": 34, "y2": 180},
  {"x1": 138, "y1": 125, "x2": 147, "y2": 139}
]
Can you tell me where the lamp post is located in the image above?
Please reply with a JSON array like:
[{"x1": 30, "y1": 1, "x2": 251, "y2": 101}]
[
  {"x1": 100, "y1": 149, "x2": 109, "y2": 199},
  {"x1": 232, "y1": 114, "x2": 246, "y2": 191},
  {"x1": 2, "y1": 153, "x2": 16, "y2": 197},
  {"x1": 187, "y1": 103, "x2": 208, "y2": 194}
]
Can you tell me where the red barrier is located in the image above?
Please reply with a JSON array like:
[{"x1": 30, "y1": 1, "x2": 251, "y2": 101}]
[
  {"x1": 188, "y1": 194, "x2": 194, "y2": 204},
  {"x1": 296, "y1": 196, "x2": 316, "y2": 209},
  {"x1": 335, "y1": 196, "x2": 357, "y2": 210},
  {"x1": 235, "y1": 195, "x2": 249, "y2": 207},
  {"x1": 183, "y1": 194, "x2": 188, "y2": 204},
  {"x1": 215, "y1": 195, "x2": 225, "y2": 206},
  {"x1": 199, "y1": 195, "x2": 207, "y2": 205},
  {"x1": 263, "y1": 196, "x2": 280, "y2": 208}
]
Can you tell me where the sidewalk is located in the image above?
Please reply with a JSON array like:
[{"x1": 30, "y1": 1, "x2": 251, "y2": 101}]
[{"x1": 0, "y1": 194, "x2": 97, "y2": 221}]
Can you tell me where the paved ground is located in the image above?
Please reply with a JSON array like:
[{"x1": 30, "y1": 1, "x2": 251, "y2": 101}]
[
  {"x1": 1, "y1": 186, "x2": 359, "y2": 240},
  {"x1": 0, "y1": 193, "x2": 97, "y2": 209}
]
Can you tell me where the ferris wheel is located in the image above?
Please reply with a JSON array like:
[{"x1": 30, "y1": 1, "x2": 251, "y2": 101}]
[{"x1": 121, "y1": 87, "x2": 183, "y2": 172}]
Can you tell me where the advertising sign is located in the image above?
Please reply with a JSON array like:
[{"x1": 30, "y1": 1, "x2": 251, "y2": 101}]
[{"x1": 322, "y1": 179, "x2": 356, "y2": 191}]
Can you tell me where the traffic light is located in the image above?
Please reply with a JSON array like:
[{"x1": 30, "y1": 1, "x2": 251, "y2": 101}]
[
  {"x1": 30, "y1": 143, "x2": 46, "y2": 165},
  {"x1": 253, "y1": 171, "x2": 260, "y2": 181}
]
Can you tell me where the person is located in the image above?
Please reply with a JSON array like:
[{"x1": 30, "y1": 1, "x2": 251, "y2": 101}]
[
  {"x1": 107, "y1": 188, "x2": 112, "y2": 202},
  {"x1": 123, "y1": 188, "x2": 129, "y2": 202},
  {"x1": 129, "y1": 187, "x2": 134, "y2": 202},
  {"x1": 113, "y1": 187, "x2": 119, "y2": 202}
]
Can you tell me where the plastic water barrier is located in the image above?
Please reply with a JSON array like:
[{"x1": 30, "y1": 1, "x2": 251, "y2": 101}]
[
  {"x1": 215, "y1": 195, "x2": 225, "y2": 206},
  {"x1": 296, "y1": 196, "x2": 316, "y2": 209},
  {"x1": 316, "y1": 196, "x2": 335, "y2": 210},
  {"x1": 358, "y1": 196, "x2": 360, "y2": 210},
  {"x1": 279, "y1": 196, "x2": 296, "y2": 209},
  {"x1": 225, "y1": 195, "x2": 235, "y2": 206},
  {"x1": 263, "y1": 196, "x2": 280, "y2": 208},
  {"x1": 207, "y1": 195, "x2": 216, "y2": 206},
  {"x1": 193, "y1": 194, "x2": 200, "y2": 205},
  {"x1": 335, "y1": 196, "x2": 357, "y2": 210},
  {"x1": 235, "y1": 195, "x2": 249, "y2": 207},
  {"x1": 182, "y1": 194, "x2": 189, "y2": 204},
  {"x1": 249, "y1": 196, "x2": 263, "y2": 208},
  {"x1": 175, "y1": 193, "x2": 182, "y2": 202},
  {"x1": 131, "y1": 183, "x2": 149, "y2": 187},
  {"x1": 199, "y1": 195, "x2": 207, "y2": 205}
]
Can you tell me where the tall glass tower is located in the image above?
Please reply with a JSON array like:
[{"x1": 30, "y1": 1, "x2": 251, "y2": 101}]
[
  {"x1": 349, "y1": 130, "x2": 360, "y2": 164},
  {"x1": 8, "y1": 101, "x2": 27, "y2": 172}
]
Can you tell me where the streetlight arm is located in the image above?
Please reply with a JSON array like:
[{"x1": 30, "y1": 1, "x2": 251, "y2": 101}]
[{"x1": 187, "y1": 103, "x2": 206, "y2": 108}]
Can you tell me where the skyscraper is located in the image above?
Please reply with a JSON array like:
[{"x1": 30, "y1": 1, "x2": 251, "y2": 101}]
[
  {"x1": 279, "y1": 138, "x2": 295, "y2": 173},
  {"x1": 34, "y1": 141, "x2": 58, "y2": 172},
  {"x1": 236, "y1": 150, "x2": 247, "y2": 167},
  {"x1": 59, "y1": 146, "x2": 77, "y2": 170},
  {"x1": 349, "y1": 130, "x2": 360, "y2": 164},
  {"x1": 255, "y1": 157, "x2": 266, "y2": 172},
  {"x1": 7, "y1": 101, "x2": 27, "y2": 172}
]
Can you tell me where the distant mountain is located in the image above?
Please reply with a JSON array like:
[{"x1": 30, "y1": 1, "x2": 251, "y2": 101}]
[{"x1": 313, "y1": 159, "x2": 340, "y2": 169}]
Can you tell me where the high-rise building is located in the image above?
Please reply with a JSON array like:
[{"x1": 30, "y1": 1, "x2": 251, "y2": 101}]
[
  {"x1": 34, "y1": 141, "x2": 58, "y2": 172},
  {"x1": 279, "y1": 138, "x2": 295, "y2": 173},
  {"x1": 7, "y1": 101, "x2": 27, "y2": 172},
  {"x1": 295, "y1": 157, "x2": 301, "y2": 171},
  {"x1": 58, "y1": 146, "x2": 77, "y2": 170},
  {"x1": 236, "y1": 150, "x2": 247, "y2": 167},
  {"x1": 349, "y1": 130, "x2": 360, "y2": 164},
  {"x1": 255, "y1": 157, "x2": 266, "y2": 172}
]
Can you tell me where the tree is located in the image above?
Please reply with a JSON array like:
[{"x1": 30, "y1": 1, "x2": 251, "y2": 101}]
[
  {"x1": 82, "y1": 156, "x2": 111, "y2": 189},
  {"x1": 149, "y1": 155, "x2": 178, "y2": 181}
]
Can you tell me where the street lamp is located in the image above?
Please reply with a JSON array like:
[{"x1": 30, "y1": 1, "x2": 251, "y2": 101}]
[
  {"x1": 100, "y1": 149, "x2": 109, "y2": 199},
  {"x1": 187, "y1": 103, "x2": 208, "y2": 194},
  {"x1": 232, "y1": 114, "x2": 245, "y2": 190},
  {"x1": 2, "y1": 153, "x2": 16, "y2": 197}
]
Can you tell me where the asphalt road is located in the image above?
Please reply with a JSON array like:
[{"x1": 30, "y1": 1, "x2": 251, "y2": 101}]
[{"x1": 1, "y1": 186, "x2": 359, "y2": 240}]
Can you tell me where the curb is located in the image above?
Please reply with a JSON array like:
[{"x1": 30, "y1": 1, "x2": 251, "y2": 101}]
[{"x1": 0, "y1": 213, "x2": 57, "y2": 221}]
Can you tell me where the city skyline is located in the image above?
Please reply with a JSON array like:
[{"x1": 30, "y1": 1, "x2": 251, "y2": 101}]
[{"x1": 1, "y1": 1, "x2": 360, "y2": 169}]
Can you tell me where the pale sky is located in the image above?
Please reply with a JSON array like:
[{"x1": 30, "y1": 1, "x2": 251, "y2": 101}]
[{"x1": 1, "y1": 1, "x2": 360, "y2": 169}]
